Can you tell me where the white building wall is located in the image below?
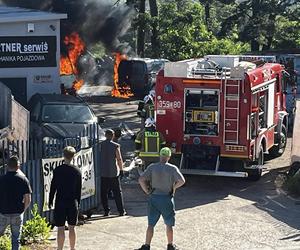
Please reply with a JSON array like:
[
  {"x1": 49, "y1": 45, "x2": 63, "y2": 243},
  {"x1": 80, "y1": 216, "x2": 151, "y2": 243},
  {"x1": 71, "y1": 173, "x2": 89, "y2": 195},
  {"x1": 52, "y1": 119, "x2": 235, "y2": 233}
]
[{"x1": 0, "y1": 19, "x2": 62, "y2": 101}]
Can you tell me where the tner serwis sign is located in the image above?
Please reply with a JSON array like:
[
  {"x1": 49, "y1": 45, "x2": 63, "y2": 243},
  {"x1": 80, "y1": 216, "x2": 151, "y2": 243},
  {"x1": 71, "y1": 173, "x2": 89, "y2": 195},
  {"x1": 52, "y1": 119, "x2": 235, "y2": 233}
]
[{"x1": 0, "y1": 36, "x2": 57, "y2": 68}]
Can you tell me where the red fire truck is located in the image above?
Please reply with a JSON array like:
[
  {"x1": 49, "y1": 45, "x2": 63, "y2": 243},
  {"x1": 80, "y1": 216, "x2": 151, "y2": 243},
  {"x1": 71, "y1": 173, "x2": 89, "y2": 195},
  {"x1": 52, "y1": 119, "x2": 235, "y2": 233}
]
[{"x1": 155, "y1": 55, "x2": 289, "y2": 180}]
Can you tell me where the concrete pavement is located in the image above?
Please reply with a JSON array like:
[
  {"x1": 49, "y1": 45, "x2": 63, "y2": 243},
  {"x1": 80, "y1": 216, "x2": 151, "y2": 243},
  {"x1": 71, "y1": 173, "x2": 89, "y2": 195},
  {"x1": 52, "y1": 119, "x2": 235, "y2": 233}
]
[{"x1": 48, "y1": 96, "x2": 300, "y2": 250}]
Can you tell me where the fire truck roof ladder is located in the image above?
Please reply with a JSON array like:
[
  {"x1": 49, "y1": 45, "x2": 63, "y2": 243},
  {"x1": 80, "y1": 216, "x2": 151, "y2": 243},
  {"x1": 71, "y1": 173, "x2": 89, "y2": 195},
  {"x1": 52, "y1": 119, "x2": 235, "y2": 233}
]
[
  {"x1": 191, "y1": 60, "x2": 231, "y2": 79},
  {"x1": 223, "y1": 78, "x2": 241, "y2": 145}
]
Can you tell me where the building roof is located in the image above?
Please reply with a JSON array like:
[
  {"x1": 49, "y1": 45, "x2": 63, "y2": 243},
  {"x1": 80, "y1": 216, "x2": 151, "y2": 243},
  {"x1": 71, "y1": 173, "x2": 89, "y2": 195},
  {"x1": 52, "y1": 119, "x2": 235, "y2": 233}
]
[{"x1": 0, "y1": 5, "x2": 67, "y2": 23}]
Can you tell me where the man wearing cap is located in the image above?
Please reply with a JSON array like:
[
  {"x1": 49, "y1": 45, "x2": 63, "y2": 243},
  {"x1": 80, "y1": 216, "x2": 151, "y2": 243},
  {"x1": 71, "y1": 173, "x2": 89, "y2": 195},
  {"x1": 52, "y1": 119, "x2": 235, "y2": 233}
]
[
  {"x1": 99, "y1": 129, "x2": 126, "y2": 216},
  {"x1": 137, "y1": 147, "x2": 185, "y2": 250}
]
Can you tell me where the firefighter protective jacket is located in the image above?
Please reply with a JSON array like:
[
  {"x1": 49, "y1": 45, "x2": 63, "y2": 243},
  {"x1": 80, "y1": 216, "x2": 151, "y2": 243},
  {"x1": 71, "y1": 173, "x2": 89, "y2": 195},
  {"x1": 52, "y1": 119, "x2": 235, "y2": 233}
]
[{"x1": 135, "y1": 129, "x2": 166, "y2": 157}]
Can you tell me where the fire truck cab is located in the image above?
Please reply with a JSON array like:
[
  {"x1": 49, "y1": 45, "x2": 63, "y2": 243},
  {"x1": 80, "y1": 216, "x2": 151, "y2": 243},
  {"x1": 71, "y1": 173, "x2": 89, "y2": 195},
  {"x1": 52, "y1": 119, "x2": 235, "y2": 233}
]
[{"x1": 155, "y1": 55, "x2": 289, "y2": 180}]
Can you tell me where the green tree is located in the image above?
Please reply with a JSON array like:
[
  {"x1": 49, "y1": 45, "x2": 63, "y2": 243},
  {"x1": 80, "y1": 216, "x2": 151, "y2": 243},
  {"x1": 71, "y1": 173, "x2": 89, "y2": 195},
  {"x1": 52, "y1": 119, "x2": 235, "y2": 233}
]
[
  {"x1": 198, "y1": 0, "x2": 235, "y2": 32},
  {"x1": 273, "y1": 17, "x2": 300, "y2": 49},
  {"x1": 132, "y1": 0, "x2": 159, "y2": 57},
  {"x1": 136, "y1": 0, "x2": 147, "y2": 57},
  {"x1": 218, "y1": 0, "x2": 300, "y2": 52},
  {"x1": 149, "y1": 0, "x2": 160, "y2": 57},
  {"x1": 158, "y1": 1, "x2": 249, "y2": 61}
]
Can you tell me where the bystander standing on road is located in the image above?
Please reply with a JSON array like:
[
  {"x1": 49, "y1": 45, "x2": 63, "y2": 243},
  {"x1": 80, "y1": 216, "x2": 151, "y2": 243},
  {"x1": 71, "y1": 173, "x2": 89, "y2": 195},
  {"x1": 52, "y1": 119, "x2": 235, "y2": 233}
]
[
  {"x1": 99, "y1": 129, "x2": 126, "y2": 216},
  {"x1": 49, "y1": 146, "x2": 82, "y2": 250},
  {"x1": 137, "y1": 147, "x2": 185, "y2": 250},
  {"x1": 0, "y1": 156, "x2": 32, "y2": 250},
  {"x1": 113, "y1": 127, "x2": 122, "y2": 143}
]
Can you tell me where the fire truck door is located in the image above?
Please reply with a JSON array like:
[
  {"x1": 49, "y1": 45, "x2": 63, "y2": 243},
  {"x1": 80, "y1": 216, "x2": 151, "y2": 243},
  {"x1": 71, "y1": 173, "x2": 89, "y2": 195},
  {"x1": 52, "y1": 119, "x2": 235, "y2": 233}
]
[
  {"x1": 250, "y1": 94, "x2": 259, "y2": 139},
  {"x1": 267, "y1": 82, "x2": 275, "y2": 127}
]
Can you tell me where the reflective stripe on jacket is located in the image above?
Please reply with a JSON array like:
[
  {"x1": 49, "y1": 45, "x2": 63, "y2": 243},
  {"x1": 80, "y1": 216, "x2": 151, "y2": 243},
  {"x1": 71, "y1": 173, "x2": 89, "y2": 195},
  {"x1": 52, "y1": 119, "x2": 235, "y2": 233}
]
[{"x1": 135, "y1": 130, "x2": 166, "y2": 157}]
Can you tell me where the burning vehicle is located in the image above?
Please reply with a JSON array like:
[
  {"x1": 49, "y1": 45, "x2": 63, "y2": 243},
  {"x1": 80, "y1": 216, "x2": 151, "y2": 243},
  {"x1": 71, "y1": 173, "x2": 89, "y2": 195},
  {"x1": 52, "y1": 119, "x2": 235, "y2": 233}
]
[
  {"x1": 116, "y1": 57, "x2": 168, "y2": 97},
  {"x1": 2, "y1": 0, "x2": 136, "y2": 98},
  {"x1": 60, "y1": 32, "x2": 86, "y2": 95}
]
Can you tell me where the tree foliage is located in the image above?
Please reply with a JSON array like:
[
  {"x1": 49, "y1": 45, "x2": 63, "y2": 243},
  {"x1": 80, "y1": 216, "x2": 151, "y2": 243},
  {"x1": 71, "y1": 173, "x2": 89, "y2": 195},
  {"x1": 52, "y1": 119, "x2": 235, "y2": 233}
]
[
  {"x1": 218, "y1": 0, "x2": 300, "y2": 51},
  {"x1": 128, "y1": 0, "x2": 299, "y2": 59},
  {"x1": 157, "y1": 1, "x2": 249, "y2": 61}
]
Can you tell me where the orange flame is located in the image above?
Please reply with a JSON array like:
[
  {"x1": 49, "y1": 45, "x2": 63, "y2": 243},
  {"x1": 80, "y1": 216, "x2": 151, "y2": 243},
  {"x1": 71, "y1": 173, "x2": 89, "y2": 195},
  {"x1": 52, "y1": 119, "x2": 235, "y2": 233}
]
[
  {"x1": 73, "y1": 79, "x2": 84, "y2": 91},
  {"x1": 60, "y1": 32, "x2": 85, "y2": 92},
  {"x1": 60, "y1": 32, "x2": 85, "y2": 75},
  {"x1": 111, "y1": 53, "x2": 133, "y2": 98}
]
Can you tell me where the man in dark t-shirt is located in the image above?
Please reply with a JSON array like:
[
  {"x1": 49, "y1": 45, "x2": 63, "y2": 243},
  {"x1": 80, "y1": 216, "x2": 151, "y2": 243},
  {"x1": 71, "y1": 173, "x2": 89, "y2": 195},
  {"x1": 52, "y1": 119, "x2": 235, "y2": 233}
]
[
  {"x1": 0, "y1": 156, "x2": 32, "y2": 250},
  {"x1": 49, "y1": 146, "x2": 82, "y2": 250}
]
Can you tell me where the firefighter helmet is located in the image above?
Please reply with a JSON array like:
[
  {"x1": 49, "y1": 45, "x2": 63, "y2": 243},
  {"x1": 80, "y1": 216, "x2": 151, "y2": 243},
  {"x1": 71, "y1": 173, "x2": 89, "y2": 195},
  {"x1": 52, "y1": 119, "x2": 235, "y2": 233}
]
[
  {"x1": 143, "y1": 95, "x2": 153, "y2": 104},
  {"x1": 145, "y1": 117, "x2": 156, "y2": 128}
]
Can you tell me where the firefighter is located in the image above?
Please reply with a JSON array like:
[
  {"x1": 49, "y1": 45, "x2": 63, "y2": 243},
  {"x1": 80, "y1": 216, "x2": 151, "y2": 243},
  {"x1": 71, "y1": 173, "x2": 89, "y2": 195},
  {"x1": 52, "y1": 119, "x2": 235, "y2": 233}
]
[
  {"x1": 149, "y1": 89, "x2": 155, "y2": 100},
  {"x1": 135, "y1": 118, "x2": 166, "y2": 169},
  {"x1": 137, "y1": 94, "x2": 155, "y2": 127},
  {"x1": 144, "y1": 94, "x2": 155, "y2": 119}
]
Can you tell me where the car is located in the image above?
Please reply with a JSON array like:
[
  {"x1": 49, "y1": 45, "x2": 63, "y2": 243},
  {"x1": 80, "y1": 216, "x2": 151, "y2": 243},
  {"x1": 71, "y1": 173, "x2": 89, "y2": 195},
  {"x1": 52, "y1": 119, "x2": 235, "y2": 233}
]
[
  {"x1": 118, "y1": 58, "x2": 168, "y2": 97},
  {"x1": 27, "y1": 94, "x2": 105, "y2": 156}
]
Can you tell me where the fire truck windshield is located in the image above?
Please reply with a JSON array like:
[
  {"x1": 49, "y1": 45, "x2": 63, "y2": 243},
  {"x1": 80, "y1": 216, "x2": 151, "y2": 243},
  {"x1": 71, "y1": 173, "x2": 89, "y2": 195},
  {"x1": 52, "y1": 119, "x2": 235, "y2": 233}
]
[{"x1": 184, "y1": 89, "x2": 219, "y2": 136}]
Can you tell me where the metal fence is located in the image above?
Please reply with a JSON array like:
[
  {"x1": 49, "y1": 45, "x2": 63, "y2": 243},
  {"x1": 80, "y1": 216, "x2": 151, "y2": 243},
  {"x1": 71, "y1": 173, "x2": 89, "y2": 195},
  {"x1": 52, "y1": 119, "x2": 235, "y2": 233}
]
[
  {"x1": 0, "y1": 81, "x2": 12, "y2": 128},
  {"x1": 0, "y1": 124, "x2": 102, "y2": 222}
]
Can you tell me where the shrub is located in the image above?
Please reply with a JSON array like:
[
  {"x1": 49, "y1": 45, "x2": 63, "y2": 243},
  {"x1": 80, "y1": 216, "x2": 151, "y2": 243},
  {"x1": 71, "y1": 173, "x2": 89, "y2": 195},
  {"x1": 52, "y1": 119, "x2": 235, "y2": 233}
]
[
  {"x1": 21, "y1": 204, "x2": 51, "y2": 245},
  {"x1": 286, "y1": 173, "x2": 300, "y2": 196},
  {"x1": 0, "y1": 232, "x2": 11, "y2": 250}
]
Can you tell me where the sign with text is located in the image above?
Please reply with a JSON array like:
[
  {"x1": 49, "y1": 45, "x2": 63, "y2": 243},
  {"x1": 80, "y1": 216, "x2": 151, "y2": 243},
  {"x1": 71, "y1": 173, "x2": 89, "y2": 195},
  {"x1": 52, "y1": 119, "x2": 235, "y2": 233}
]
[
  {"x1": 42, "y1": 148, "x2": 95, "y2": 212},
  {"x1": 0, "y1": 36, "x2": 57, "y2": 68},
  {"x1": 33, "y1": 75, "x2": 53, "y2": 83}
]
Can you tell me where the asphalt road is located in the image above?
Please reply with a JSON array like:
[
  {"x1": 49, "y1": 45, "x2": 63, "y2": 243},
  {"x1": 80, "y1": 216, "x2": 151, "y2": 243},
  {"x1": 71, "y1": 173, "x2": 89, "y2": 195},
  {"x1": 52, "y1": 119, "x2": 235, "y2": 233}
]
[{"x1": 50, "y1": 95, "x2": 300, "y2": 250}]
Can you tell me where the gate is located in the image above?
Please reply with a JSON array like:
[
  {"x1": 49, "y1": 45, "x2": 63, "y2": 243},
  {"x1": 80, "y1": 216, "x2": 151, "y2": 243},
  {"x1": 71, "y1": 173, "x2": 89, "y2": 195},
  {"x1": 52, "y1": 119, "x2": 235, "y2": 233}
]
[{"x1": 0, "y1": 124, "x2": 102, "y2": 222}]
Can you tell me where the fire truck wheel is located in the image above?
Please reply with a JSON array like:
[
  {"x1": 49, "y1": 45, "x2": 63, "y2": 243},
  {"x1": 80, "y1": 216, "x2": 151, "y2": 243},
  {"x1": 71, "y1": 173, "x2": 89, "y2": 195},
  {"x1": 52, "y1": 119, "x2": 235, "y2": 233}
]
[
  {"x1": 269, "y1": 124, "x2": 287, "y2": 157},
  {"x1": 247, "y1": 146, "x2": 264, "y2": 181}
]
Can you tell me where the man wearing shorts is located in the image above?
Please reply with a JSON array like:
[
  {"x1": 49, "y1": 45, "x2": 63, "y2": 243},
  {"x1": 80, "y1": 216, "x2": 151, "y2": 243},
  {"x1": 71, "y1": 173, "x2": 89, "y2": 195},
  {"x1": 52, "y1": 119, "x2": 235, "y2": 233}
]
[
  {"x1": 138, "y1": 147, "x2": 185, "y2": 250},
  {"x1": 49, "y1": 146, "x2": 82, "y2": 250}
]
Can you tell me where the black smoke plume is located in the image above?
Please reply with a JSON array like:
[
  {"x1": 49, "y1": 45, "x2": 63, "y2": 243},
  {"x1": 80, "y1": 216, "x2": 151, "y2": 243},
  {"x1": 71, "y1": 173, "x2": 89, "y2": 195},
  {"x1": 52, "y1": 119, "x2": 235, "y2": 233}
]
[
  {"x1": 0, "y1": 0, "x2": 135, "y2": 53},
  {"x1": 1, "y1": 0, "x2": 136, "y2": 92}
]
